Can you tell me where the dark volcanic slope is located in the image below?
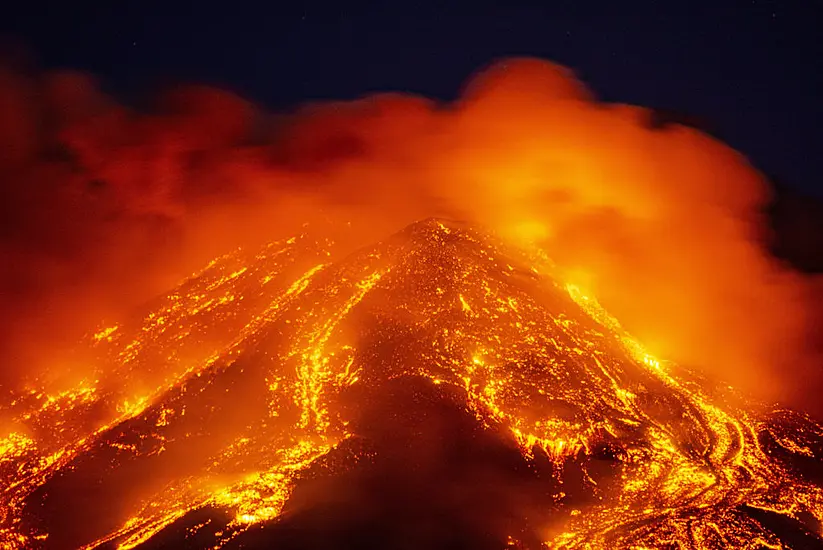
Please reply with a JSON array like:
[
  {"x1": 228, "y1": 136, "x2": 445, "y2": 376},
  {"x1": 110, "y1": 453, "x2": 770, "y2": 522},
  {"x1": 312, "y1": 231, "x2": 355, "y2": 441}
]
[{"x1": 1, "y1": 219, "x2": 822, "y2": 549}]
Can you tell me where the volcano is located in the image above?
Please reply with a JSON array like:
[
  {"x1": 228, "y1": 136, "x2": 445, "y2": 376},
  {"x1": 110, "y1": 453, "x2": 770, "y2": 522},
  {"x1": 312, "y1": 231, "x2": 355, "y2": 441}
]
[{"x1": 1, "y1": 218, "x2": 822, "y2": 549}]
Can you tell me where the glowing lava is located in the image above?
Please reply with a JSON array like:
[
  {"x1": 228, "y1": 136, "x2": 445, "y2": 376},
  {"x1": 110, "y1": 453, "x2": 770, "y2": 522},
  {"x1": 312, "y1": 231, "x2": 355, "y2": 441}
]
[{"x1": 0, "y1": 219, "x2": 821, "y2": 549}]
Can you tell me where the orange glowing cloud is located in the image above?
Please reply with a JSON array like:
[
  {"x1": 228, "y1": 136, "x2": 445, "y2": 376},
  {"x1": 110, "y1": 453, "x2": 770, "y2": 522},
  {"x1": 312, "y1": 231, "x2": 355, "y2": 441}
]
[{"x1": 0, "y1": 56, "x2": 818, "y2": 407}]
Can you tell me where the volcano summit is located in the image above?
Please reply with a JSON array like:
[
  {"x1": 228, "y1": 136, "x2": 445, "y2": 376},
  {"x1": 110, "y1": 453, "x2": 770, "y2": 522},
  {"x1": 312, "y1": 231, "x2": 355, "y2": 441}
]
[{"x1": 1, "y1": 219, "x2": 822, "y2": 549}]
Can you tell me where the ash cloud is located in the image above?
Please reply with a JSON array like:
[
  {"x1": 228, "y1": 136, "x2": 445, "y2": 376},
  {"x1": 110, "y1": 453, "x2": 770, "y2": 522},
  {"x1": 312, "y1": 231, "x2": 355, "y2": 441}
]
[{"x1": 0, "y1": 56, "x2": 820, "y2": 409}]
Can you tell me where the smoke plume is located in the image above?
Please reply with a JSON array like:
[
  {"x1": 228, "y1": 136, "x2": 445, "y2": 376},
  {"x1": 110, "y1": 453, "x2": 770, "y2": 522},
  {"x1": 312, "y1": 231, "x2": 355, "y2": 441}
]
[{"x1": 0, "y1": 56, "x2": 819, "y2": 408}]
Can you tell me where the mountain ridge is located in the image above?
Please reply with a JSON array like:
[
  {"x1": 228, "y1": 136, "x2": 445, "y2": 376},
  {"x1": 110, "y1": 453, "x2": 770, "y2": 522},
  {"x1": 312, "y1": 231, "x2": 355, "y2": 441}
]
[{"x1": 1, "y1": 218, "x2": 821, "y2": 549}]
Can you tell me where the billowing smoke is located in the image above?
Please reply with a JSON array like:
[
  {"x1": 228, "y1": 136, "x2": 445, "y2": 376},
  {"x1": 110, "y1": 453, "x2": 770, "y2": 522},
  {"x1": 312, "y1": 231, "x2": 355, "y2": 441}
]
[{"x1": 0, "y1": 56, "x2": 819, "y2": 408}]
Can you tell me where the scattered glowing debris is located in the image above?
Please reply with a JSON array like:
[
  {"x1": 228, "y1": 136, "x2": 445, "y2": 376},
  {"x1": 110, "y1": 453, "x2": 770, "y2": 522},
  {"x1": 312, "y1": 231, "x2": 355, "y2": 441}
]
[
  {"x1": 92, "y1": 325, "x2": 119, "y2": 343},
  {"x1": 117, "y1": 395, "x2": 150, "y2": 417},
  {"x1": 0, "y1": 221, "x2": 819, "y2": 549}
]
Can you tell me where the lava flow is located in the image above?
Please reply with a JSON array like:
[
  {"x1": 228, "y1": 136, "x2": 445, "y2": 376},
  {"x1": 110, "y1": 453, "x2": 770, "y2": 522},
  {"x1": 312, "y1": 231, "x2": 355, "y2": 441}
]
[{"x1": 1, "y1": 218, "x2": 822, "y2": 549}]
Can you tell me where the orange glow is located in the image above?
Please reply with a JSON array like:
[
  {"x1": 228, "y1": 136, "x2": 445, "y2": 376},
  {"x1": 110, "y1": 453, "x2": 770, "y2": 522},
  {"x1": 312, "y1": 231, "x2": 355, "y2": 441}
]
[
  {"x1": 1, "y1": 57, "x2": 817, "y2": 407},
  {"x1": 1, "y1": 220, "x2": 821, "y2": 548},
  {"x1": 0, "y1": 57, "x2": 821, "y2": 548}
]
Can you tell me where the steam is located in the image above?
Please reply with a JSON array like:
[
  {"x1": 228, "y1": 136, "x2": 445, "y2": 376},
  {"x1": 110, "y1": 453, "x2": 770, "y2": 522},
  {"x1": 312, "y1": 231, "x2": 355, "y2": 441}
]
[{"x1": 0, "y1": 57, "x2": 818, "y2": 406}]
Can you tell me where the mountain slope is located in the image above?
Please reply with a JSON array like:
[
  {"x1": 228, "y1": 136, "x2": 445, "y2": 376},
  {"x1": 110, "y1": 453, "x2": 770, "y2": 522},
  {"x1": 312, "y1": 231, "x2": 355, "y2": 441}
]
[{"x1": 1, "y1": 219, "x2": 822, "y2": 549}]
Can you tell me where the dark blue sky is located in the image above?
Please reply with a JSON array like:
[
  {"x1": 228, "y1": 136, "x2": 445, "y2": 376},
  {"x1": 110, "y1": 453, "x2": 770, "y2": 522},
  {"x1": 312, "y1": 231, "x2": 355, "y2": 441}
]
[{"x1": 4, "y1": 1, "x2": 822, "y2": 195}]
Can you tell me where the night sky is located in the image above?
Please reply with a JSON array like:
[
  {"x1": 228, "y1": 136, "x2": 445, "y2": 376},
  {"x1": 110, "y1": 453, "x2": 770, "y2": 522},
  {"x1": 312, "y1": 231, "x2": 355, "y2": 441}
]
[{"x1": 3, "y1": 1, "x2": 822, "y2": 195}]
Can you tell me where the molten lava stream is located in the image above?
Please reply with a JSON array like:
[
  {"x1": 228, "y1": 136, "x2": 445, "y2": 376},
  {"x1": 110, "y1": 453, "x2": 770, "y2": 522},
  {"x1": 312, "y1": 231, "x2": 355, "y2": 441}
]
[{"x1": 0, "y1": 219, "x2": 821, "y2": 549}]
